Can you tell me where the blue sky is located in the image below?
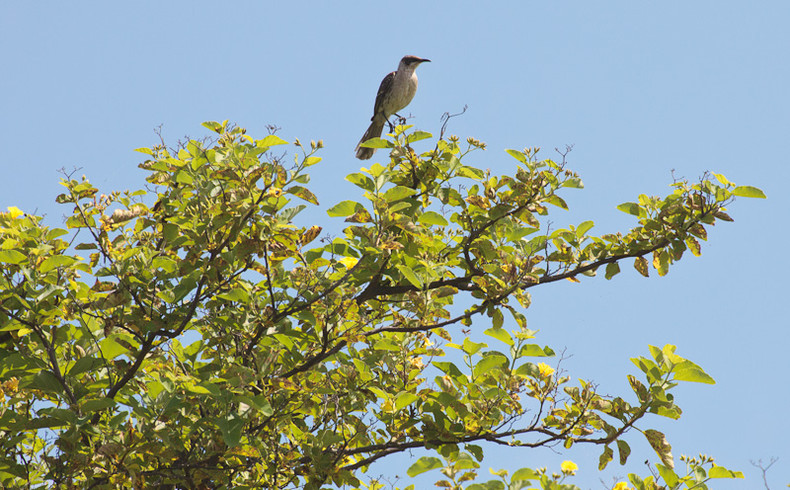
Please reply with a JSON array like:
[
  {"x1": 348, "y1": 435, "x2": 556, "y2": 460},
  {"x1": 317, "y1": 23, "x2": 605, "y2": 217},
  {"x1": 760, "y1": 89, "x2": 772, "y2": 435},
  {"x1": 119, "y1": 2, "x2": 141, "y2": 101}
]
[{"x1": 2, "y1": 2, "x2": 788, "y2": 488}]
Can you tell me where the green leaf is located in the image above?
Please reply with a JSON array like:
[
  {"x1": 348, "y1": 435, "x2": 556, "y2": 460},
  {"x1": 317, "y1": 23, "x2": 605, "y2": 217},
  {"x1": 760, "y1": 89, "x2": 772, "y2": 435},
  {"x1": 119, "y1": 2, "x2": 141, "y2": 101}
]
[
  {"x1": 513, "y1": 363, "x2": 536, "y2": 377},
  {"x1": 731, "y1": 185, "x2": 766, "y2": 198},
  {"x1": 258, "y1": 134, "x2": 288, "y2": 147},
  {"x1": 491, "y1": 308, "x2": 504, "y2": 329},
  {"x1": 30, "y1": 371, "x2": 64, "y2": 394},
  {"x1": 522, "y1": 235, "x2": 547, "y2": 255},
  {"x1": 0, "y1": 250, "x2": 27, "y2": 264},
  {"x1": 383, "y1": 185, "x2": 416, "y2": 202},
  {"x1": 162, "y1": 223, "x2": 179, "y2": 242},
  {"x1": 708, "y1": 466, "x2": 744, "y2": 479},
  {"x1": 672, "y1": 360, "x2": 715, "y2": 384},
  {"x1": 616, "y1": 439, "x2": 631, "y2": 465},
  {"x1": 217, "y1": 287, "x2": 249, "y2": 303},
  {"x1": 406, "y1": 130, "x2": 432, "y2": 143},
  {"x1": 475, "y1": 354, "x2": 507, "y2": 377},
  {"x1": 368, "y1": 163, "x2": 387, "y2": 177},
  {"x1": 467, "y1": 481, "x2": 505, "y2": 490},
  {"x1": 345, "y1": 172, "x2": 375, "y2": 191},
  {"x1": 27, "y1": 416, "x2": 68, "y2": 429},
  {"x1": 505, "y1": 149, "x2": 527, "y2": 164},
  {"x1": 286, "y1": 185, "x2": 319, "y2": 205},
  {"x1": 598, "y1": 445, "x2": 614, "y2": 470},
  {"x1": 217, "y1": 416, "x2": 245, "y2": 447},
  {"x1": 373, "y1": 339, "x2": 400, "y2": 352},
  {"x1": 484, "y1": 327, "x2": 513, "y2": 346},
  {"x1": 617, "y1": 202, "x2": 641, "y2": 216},
  {"x1": 327, "y1": 200, "x2": 360, "y2": 217},
  {"x1": 396, "y1": 264, "x2": 422, "y2": 288},
  {"x1": 433, "y1": 361, "x2": 464, "y2": 377},
  {"x1": 68, "y1": 356, "x2": 100, "y2": 377},
  {"x1": 303, "y1": 156, "x2": 322, "y2": 167},
  {"x1": 511, "y1": 467, "x2": 538, "y2": 481},
  {"x1": 407, "y1": 456, "x2": 443, "y2": 477},
  {"x1": 99, "y1": 337, "x2": 128, "y2": 360},
  {"x1": 46, "y1": 408, "x2": 77, "y2": 425},
  {"x1": 605, "y1": 261, "x2": 620, "y2": 280},
  {"x1": 466, "y1": 444, "x2": 484, "y2": 461},
  {"x1": 462, "y1": 338, "x2": 486, "y2": 356},
  {"x1": 457, "y1": 166, "x2": 486, "y2": 180},
  {"x1": 394, "y1": 391, "x2": 418, "y2": 410},
  {"x1": 712, "y1": 172, "x2": 731, "y2": 186},
  {"x1": 518, "y1": 344, "x2": 553, "y2": 357},
  {"x1": 184, "y1": 383, "x2": 213, "y2": 395},
  {"x1": 47, "y1": 228, "x2": 69, "y2": 240},
  {"x1": 576, "y1": 220, "x2": 594, "y2": 237},
  {"x1": 201, "y1": 121, "x2": 222, "y2": 132},
  {"x1": 546, "y1": 195, "x2": 568, "y2": 210},
  {"x1": 81, "y1": 398, "x2": 116, "y2": 413},
  {"x1": 418, "y1": 211, "x2": 448, "y2": 226},
  {"x1": 174, "y1": 170, "x2": 193, "y2": 185},
  {"x1": 39, "y1": 255, "x2": 77, "y2": 273},
  {"x1": 656, "y1": 464, "x2": 680, "y2": 486},
  {"x1": 358, "y1": 137, "x2": 392, "y2": 149},
  {"x1": 655, "y1": 405, "x2": 682, "y2": 419},
  {"x1": 151, "y1": 256, "x2": 178, "y2": 274},
  {"x1": 172, "y1": 274, "x2": 198, "y2": 303}
]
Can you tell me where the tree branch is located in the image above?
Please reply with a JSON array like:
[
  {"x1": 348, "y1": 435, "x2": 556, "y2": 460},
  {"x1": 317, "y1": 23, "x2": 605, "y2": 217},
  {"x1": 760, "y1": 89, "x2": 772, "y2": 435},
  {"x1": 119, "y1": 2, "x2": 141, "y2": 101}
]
[{"x1": 0, "y1": 305, "x2": 78, "y2": 407}]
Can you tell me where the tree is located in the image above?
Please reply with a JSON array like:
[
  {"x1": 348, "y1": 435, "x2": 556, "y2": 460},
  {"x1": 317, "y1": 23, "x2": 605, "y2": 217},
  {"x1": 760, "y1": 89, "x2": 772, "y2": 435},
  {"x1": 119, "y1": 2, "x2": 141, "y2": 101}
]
[{"x1": 0, "y1": 121, "x2": 764, "y2": 489}]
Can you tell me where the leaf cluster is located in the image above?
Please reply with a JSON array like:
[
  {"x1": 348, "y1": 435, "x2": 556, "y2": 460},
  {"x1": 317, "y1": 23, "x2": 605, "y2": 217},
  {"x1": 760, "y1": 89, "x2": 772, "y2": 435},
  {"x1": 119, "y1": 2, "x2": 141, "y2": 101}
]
[{"x1": 0, "y1": 122, "x2": 762, "y2": 488}]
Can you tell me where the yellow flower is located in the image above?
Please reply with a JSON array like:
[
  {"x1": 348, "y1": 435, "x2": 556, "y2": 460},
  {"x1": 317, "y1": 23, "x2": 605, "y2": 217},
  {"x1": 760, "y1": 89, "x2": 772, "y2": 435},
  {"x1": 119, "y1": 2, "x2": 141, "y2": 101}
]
[
  {"x1": 408, "y1": 356, "x2": 424, "y2": 369},
  {"x1": 338, "y1": 257, "x2": 358, "y2": 269},
  {"x1": 6, "y1": 206, "x2": 23, "y2": 219},
  {"x1": 3, "y1": 377, "x2": 18, "y2": 393},
  {"x1": 613, "y1": 482, "x2": 632, "y2": 490},
  {"x1": 537, "y1": 362, "x2": 555, "y2": 377},
  {"x1": 560, "y1": 460, "x2": 578, "y2": 475}
]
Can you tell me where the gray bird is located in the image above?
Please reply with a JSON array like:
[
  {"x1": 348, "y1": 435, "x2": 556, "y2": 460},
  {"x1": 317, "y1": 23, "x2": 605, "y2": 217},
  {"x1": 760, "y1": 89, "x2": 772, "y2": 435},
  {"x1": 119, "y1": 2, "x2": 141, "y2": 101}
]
[{"x1": 355, "y1": 55, "x2": 431, "y2": 160}]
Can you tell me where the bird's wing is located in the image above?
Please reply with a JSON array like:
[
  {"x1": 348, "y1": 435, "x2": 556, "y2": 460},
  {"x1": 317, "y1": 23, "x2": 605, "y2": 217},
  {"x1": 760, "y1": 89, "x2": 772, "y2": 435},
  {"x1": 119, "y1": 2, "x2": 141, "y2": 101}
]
[{"x1": 372, "y1": 71, "x2": 396, "y2": 119}]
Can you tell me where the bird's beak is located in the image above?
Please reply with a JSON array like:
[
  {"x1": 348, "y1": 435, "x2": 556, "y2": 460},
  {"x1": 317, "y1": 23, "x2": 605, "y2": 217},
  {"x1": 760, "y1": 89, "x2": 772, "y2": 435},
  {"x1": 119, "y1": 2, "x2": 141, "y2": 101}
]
[{"x1": 420, "y1": 58, "x2": 431, "y2": 63}]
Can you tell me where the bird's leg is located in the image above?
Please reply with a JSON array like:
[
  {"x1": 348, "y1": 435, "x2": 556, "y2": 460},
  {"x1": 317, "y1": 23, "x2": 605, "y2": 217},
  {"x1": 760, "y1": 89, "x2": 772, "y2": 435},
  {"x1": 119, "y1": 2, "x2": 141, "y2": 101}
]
[{"x1": 386, "y1": 114, "x2": 408, "y2": 134}]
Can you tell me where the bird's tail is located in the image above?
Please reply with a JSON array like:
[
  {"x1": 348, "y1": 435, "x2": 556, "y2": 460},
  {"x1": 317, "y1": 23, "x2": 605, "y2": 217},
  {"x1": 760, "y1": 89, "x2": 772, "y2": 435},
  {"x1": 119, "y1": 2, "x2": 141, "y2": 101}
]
[{"x1": 355, "y1": 118, "x2": 386, "y2": 160}]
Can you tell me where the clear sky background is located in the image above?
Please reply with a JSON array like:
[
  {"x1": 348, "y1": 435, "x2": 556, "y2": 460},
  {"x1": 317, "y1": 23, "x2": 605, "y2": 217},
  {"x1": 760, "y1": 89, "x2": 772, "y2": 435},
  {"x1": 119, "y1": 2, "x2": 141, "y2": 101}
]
[{"x1": 2, "y1": 2, "x2": 788, "y2": 488}]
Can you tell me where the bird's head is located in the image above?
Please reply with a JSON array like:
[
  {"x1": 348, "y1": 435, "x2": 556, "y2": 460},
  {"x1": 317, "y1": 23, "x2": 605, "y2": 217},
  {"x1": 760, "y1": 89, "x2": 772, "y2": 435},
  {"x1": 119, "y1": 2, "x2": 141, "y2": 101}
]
[{"x1": 400, "y1": 55, "x2": 431, "y2": 70}]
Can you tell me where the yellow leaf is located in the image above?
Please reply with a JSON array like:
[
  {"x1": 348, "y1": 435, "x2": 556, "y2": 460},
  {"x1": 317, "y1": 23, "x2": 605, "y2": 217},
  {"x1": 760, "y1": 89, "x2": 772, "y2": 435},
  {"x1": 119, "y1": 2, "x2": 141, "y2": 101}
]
[
  {"x1": 686, "y1": 236, "x2": 701, "y2": 257},
  {"x1": 380, "y1": 241, "x2": 403, "y2": 250},
  {"x1": 300, "y1": 225, "x2": 322, "y2": 245},
  {"x1": 634, "y1": 256, "x2": 649, "y2": 277},
  {"x1": 653, "y1": 250, "x2": 669, "y2": 277},
  {"x1": 644, "y1": 429, "x2": 673, "y2": 469},
  {"x1": 465, "y1": 195, "x2": 490, "y2": 209}
]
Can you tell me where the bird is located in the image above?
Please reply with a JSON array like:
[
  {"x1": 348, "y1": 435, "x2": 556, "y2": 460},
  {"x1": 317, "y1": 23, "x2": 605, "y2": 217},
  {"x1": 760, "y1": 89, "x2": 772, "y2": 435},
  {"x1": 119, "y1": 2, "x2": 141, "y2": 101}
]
[{"x1": 355, "y1": 55, "x2": 431, "y2": 160}]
